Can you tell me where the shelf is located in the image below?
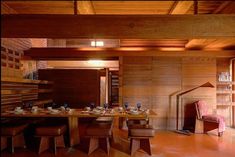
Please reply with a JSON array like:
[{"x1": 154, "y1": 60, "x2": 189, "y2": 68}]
[
  {"x1": 216, "y1": 91, "x2": 235, "y2": 94},
  {"x1": 1, "y1": 89, "x2": 38, "y2": 95},
  {"x1": 38, "y1": 89, "x2": 53, "y2": 93},
  {"x1": 1, "y1": 77, "x2": 53, "y2": 85},
  {"x1": 217, "y1": 81, "x2": 235, "y2": 85}
]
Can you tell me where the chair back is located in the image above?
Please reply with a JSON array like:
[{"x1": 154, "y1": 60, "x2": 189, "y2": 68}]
[{"x1": 195, "y1": 100, "x2": 208, "y2": 119}]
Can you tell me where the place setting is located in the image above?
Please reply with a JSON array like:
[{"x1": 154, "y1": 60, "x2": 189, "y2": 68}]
[{"x1": 5, "y1": 106, "x2": 25, "y2": 115}]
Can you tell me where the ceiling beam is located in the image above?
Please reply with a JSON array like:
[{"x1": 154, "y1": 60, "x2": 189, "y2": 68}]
[
  {"x1": 23, "y1": 48, "x2": 235, "y2": 60},
  {"x1": 169, "y1": 1, "x2": 193, "y2": 14},
  {"x1": 2, "y1": 14, "x2": 235, "y2": 39},
  {"x1": 74, "y1": 0, "x2": 78, "y2": 15},
  {"x1": 77, "y1": 0, "x2": 94, "y2": 14}
]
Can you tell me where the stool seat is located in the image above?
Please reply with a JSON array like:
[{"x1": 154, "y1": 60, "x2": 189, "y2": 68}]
[
  {"x1": 1, "y1": 122, "x2": 28, "y2": 153},
  {"x1": 1, "y1": 123, "x2": 28, "y2": 136},
  {"x1": 35, "y1": 125, "x2": 66, "y2": 136},
  {"x1": 86, "y1": 122, "x2": 112, "y2": 137},
  {"x1": 129, "y1": 124, "x2": 155, "y2": 137}
]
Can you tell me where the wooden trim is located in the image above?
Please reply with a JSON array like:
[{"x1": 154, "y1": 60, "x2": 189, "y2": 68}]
[
  {"x1": 23, "y1": 48, "x2": 235, "y2": 60},
  {"x1": 2, "y1": 14, "x2": 235, "y2": 38}
]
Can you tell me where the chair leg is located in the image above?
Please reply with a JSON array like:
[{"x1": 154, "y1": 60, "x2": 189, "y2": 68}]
[
  {"x1": 15, "y1": 133, "x2": 26, "y2": 148},
  {"x1": 99, "y1": 137, "x2": 110, "y2": 156},
  {"x1": 1, "y1": 137, "x2": 7, "y2": 151},
  {"x1": 140, "y1": 139, "x2": 151, "y2": 155},
  {"x1": 53, "y1": 137, "x2": 57, "y2": 155},
  {"x1": 11, "y1": 137, "x2": 14, "y2": 154},
  {"x1": 88, "y1": 138, "x2": 99, "y2": 155},
  {"x1": 130, "y1": 138, "x2": 151, "y2": 156},
  {"x1": 38, "y1": 137, "x2": 50, "y2": 154},
  {"x1": 130, "y1": 138, "x2": 140, "y2": 156},
  {"x1": 218, "y1": 132, "x2": 223, "y2": 137},
  {"x1": 56, "y1": 135, "x2": 65, "y2": 148}
]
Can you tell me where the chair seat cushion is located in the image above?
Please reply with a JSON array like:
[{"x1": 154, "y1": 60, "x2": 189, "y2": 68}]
[
  {"x1": 1, "y1": 123, "x2": 28, "y2": 136},
  {"x1": 202, "y1": 114, "x2": 224, "y2": 123},
  {"x1": 35, "y1": 124, "x2": 66, "y2": 136},
  {"x1": 86, "y1": 122, "x2": 112, "y2": 137},
  {"x1": 129, "y1": 125, "x2": 155, "y2": 137}
]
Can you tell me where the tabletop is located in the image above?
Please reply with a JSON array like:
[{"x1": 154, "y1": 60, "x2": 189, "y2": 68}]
[{"x1": 1, "y1": 108, "x2": 157, "y2": 118}]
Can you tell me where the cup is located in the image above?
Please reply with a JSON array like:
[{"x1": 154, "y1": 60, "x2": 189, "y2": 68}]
[
  {"x1": 118, "y1": 107, "x2": 123, "y2": 112},
  {"x1": 66, "y1": 107, "x2": 71, "y2": 112},
  {"x1": 47, "y1": 107, "x2": 52, "y2": 111},
  {"x1": 31, "y1": 108, "x2": 38, "y2": 113},
  {"x1": 32, "y1": 106, "x2": 38, "y2": 110},
  {"x1": 60, "y1": 106, "x2": 65, "y2": 110},
  {"x1": 85, "y1": 107, "x2": 91, "y2": 111},
  {"x1": 15, "y1": 107, "x2": 21, "y2": 111}
]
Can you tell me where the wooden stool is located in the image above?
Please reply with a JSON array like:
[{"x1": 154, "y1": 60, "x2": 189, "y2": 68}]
[
  {"x1": 1, "y1": 123, "x2": 28, "y2": 153},
  {"x1": 128, "y1": 124, "x2": 155, "y2": 156},
  {"x1": 35, "y1": 124, "x2": 66, "y2": 155},
  {"x1": 85, "y1": 120, "x2": 113, "y2": 156}
]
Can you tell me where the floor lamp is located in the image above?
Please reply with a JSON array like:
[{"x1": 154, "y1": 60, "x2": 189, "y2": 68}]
[{"x1": 175, "y1": 82, "x2": 215, "y2": 135}]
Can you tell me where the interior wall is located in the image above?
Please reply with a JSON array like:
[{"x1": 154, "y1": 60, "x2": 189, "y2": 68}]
[
  {"x1": 1, "y1": 38, "x2": 32, "y2": 78},
  {"x1": 38, "y1": 69, "x2": 100, "y2": 108},
  {"x1": 119, "y1": 56, "x2": 217, "y2": 130},
  {"x1": 180, "y1": 57, "x2": 216, "y2": 130}
]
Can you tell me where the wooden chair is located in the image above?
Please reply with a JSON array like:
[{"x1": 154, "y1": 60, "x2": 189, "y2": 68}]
[
  {"x1": 128, "y1": 124, "x2": 155, "y2": 156},
  {"x1": 1, "y1": 122, "x2": 28, "y2": 153},
  {"x1": 85, "y1": 118, "x2": 113, "y2": 156},
  {"x1": 195, "y1": 100, "x2": 225, "y2": 136},
  {"x1": 35, "y1": 124, "x2": 66, "y2": 154}
]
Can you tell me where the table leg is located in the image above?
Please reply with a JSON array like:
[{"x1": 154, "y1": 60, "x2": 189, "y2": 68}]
[
  {"x1": 119, "y1": 117, "x2": 128, "y2": 130},
  {"x1": 68, "y1": 116, "x2": 80, "y2": 147}
]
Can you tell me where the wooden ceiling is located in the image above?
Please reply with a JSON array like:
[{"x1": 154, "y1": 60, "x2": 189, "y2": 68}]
[
  {"x1": 2, "y1": 1, "x2": 235, "y2": 15},
  {"x1": 1, "y1": 1, "x2": 235, "y2": 51}
]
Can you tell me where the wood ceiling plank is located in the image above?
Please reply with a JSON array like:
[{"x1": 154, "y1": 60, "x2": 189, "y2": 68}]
[
  {"x1": 2, "y1": 14, "x2": 235, "y2": 39},
  {"x1": 23, "y1": 48, "x2": 235, "y2": 60},
  {"x1": 92, "y1": 1, "x2": 174, "y2": 14},
  {"x1": 170, "y1": 1, "x2": 194, "y2": 14},
  {"x1": 77, "y1": 0, "x2": 95, "y2": 14},
  {"x1": 213, "y1": 1, "x2": 232, "y2": 13},
  {"x1": 4, "y1": 1, "x2": 74, "y2": 14},
  {"x1": 1, "y1": 2, "x2": 17, "y2": 14}
]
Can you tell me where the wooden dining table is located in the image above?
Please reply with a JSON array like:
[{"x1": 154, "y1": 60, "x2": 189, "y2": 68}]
[{"x1": 1, "y1": 108, "x2": 157, "y2": 147}]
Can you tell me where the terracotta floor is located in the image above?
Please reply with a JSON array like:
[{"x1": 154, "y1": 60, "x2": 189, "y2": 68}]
[{"x1": 1, "y1": 127, "x2": 235, "y2": 157}]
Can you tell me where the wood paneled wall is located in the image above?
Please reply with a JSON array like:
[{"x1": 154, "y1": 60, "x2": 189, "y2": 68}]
[
  {"x1": 38, "y1": 69, "x2": 100, "y2": 108},
  {"x1": 119, "y1": 56, "x2": 216, "y2": 130},
  {"x1": 180, "y1": 57, "x2": 216, "y2": 130}
]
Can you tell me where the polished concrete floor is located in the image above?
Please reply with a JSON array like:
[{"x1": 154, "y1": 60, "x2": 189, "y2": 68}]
[{"x1": 1, "y1": 127, "x2": 235, "y2": 157}]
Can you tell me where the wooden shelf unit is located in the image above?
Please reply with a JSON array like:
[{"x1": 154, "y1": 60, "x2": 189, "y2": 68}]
[
  {"x1": 216, "y1": 81, "x2": 235, "y2": 126},
  {"x1": 1, "y1": 77, "x2": 54, "y2": 111}
]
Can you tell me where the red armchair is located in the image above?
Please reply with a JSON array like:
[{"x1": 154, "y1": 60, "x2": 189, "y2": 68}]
[{"x1": 195, "y1": 100, "x2": 225, "y2": 136}]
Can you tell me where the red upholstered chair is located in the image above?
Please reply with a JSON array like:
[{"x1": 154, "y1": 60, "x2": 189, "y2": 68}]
[{"x1": 195, "y1": 100, "x2": 225, "y2": 136}]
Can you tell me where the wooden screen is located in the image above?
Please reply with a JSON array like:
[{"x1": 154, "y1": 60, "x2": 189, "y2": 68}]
[{"x1": 38, "y1": 69, "x2": 100, "y2": 108}]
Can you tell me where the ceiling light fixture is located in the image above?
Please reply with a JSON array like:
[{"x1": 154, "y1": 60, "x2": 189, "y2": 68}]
[{"x1": 91, "y1": 41, "x2": 104, "y2": 47}]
